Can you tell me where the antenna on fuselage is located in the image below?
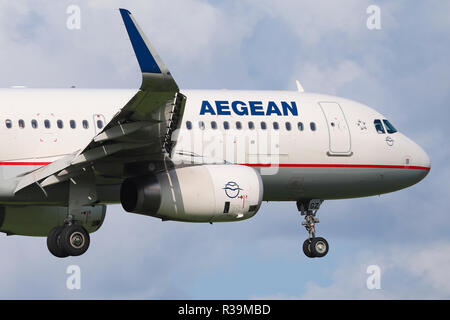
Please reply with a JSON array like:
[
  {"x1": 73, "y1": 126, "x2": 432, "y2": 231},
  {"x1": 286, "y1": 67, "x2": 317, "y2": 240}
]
[{"x1": 296, "y1": 80, "x2": 304, "y2": 92}]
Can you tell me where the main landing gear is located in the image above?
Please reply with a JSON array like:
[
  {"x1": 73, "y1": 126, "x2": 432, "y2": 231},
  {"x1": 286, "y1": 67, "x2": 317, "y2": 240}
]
[
  {"x1": 47, "y1": 216, "x2": 90, "y2": 258},
  {"x1": 297, "y1": 199, "x2": 329, "y2": 258}
]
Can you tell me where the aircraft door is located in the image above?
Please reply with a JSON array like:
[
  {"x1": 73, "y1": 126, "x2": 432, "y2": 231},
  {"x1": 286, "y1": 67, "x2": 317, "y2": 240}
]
[{"x1": 319, "y1": 102, "x2": 352, "y2": 156}]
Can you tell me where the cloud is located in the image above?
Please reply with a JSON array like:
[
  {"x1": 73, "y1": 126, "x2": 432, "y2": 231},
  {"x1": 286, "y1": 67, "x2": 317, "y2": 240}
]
[
  {"x1": 250, "y1": 242, "x2": 450, "y2": 299},
  {"x1": 299, "y1": 242, "x2": 450, "y2": 299},
  {"x1": 292, "y1": 60, "x2": 364, "y2": 94}
]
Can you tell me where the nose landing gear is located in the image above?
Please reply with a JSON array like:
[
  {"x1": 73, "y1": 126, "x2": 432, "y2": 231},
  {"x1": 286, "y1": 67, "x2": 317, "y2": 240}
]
[{"x1": 298, "y1": 199, "x2": 329, "y2": 258}]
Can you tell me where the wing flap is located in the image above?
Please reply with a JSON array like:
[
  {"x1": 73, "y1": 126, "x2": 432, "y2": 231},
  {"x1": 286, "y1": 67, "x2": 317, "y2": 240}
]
[
  {"x1": 94, "y1": 121, "x2": 151, "y2": 143},
  {"x1": 14, "y1": 152, "x2": 78, "y2": 193}
]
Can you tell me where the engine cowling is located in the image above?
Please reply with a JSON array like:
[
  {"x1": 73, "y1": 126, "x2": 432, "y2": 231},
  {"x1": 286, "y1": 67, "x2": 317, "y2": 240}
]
[
  {"x1": 121, "y1": 165, "x2": 263, "y2": 222},
  {"x1": 0, "y1": 205, "x2": 106, "y2": 237}
]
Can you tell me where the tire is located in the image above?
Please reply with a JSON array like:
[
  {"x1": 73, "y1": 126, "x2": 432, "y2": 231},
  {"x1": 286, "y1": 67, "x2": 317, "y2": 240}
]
[
  {"x1": 60, "y1": 224, "x2": 90, "y2": 257},
  {"x1": 310, "y1": 237, "x2": 329, "y2": 258},
  {"x1": 47, "y1": 226, "x2": 69, "y2": 258},
  {"x1": 302, "y1": 239, "x2": 315, "y2": 258}
]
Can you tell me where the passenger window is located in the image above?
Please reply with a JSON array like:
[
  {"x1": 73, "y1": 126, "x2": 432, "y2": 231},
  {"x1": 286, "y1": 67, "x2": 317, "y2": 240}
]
[
  {"x1": 261, "y1": 121, "x2": 267, "y2": 130},
  {"x1": 44, "y1": 120, "x2": 51, "y2": 129},
  {"x1": 248, "y1": 121, "x2": 255, "y2": 130},
  {"x1": 57, "y1": 120, "x2": 63, "y2": 129},
  {"x1": 236, "y1": 121, "x2": 242, "y2": 130},
  {"x1": 211, "y1": 121, "x2": 217, "y2": 130},
  {"x1": 285, "y1": 122, "x2": 291, "y2": 131},
  {"x1": 5, "y1": 119, "x2": 12, "y2": 129},
  {"x1": 199, "y1": 121, "x2": 205, "y2": 130},
  {"x1": 374, "y1": 119, "x2": 385, "y2": 134},
  {"x1": 83, "y1": 120, "x2": 89, "y2": 129},
  {"x1": 310, "y1": 122, "x2": 316, "y2": 131},
  {"x1": 383, "y1": 120, "x2": 397, "y2": 134},
  {"x1": 70, "y1": 120, "x2": 76, "y2": 129},
  {"x1": 18, "y1": 119, "x2": 25, "y2": 129},
  {"x1": 186, "y1": 121, "x2": 192, "y2": 130},
  {"x1": 298, "y1": 122, "x2": 304, "y2": 131},
  {"x1": 273, "y1": 122, "x2": 279, "y2": 130},
  {"x1": 223, "y1": 121, "x2": 230, "y2": 130},
  {"x1": 31, "y1": 120, "x2": 38, "y2": 129},
  {"x1": 97, "y1": 120, "x2": 104, "y2": 129}
]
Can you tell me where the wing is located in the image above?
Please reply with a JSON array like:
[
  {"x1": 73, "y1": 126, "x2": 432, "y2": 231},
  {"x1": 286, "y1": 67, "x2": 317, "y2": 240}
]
[{"x1": 15, "y1": 9, "x2": 186, "y2": 194}]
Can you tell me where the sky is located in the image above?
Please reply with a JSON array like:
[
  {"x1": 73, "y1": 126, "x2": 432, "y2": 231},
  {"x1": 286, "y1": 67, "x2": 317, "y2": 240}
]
[{"x1": 0, "y1": 0, "x2": 449, "y2": 299}]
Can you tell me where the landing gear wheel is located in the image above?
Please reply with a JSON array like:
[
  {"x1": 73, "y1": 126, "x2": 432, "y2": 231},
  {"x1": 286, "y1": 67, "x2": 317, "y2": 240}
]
[
  {"x1": 302, "y1": 239, "x2": 315, "y2": 258},
  {"x1": 47, "y1": 226, "x2": 69, "y2": 258},
  {"x1": 60, "y1": 225, "x2": 90, "y2": 257},
  {"x1": 310, "y1": 237, "x2": 329, "y2": 258}
]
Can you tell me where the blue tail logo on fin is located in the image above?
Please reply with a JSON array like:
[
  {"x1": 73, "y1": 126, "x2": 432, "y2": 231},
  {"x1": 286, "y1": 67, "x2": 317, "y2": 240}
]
[{"x1": 119, "y1": 8, "x2": 162, "y2": 74}]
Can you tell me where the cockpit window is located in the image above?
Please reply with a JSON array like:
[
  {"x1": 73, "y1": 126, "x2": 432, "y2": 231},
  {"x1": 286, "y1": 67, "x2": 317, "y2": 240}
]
[
  {"x1": 383, "y1": 120, "x2": 397, "y2": 134},
  {"x1": 374, "y1": 119, "x2": 385, "y2": 134}
]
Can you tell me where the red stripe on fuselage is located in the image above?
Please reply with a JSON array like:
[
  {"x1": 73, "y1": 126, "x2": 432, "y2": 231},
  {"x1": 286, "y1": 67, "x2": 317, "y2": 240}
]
[
  {"x1": 0, "y1": 162, "x2": 431, "y2": 171},
  {"x1": 0, "y1": 162, "x2": 52, "y2": 166},
  {"x1": 240, "y1": 163, "x2": 431, "y2": 171}
]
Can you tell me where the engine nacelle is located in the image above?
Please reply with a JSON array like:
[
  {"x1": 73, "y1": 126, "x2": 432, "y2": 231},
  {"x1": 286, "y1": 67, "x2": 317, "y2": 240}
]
[
  {"x1": 0, "y1": 205, "x2": 106, "y2": 237},
  {"x1": 121, "y1": 165, "x2": 263, "y2": 222}
]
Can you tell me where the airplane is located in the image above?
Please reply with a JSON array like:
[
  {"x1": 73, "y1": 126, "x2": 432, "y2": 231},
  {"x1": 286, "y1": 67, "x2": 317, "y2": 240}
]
[{"x1": 0, "y1": 9, "x2": 430, "y2": 258}]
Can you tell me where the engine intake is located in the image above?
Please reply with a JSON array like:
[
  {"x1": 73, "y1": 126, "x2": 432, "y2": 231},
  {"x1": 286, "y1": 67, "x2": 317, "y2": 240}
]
[{"x1": 121, "y1": 175, "x2": 161, "y2": 214}]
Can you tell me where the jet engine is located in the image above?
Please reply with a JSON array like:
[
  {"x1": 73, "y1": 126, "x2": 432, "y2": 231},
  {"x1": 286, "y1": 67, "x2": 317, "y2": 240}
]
[
  {"x1": 0, "y1": 205, "x2": 106, "y2": 236},
  {"x1": 120, "y1": 165, "x2": 263, "y2": 222}
]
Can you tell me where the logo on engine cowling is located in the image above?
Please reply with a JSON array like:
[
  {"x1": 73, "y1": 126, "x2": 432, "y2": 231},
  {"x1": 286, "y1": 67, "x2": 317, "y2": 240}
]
[{"x1": 223, "y1": 181, "x2": 242, "y2": 198}]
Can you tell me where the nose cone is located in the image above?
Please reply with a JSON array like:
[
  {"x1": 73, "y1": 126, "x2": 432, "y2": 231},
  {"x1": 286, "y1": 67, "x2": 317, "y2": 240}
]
[{"x1": 411, "y1": 141, "x2": 431, "y2": 182}]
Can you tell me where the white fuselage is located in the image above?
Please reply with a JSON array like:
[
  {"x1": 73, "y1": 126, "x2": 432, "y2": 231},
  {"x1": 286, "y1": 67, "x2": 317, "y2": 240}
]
[{"x1": 0, "y1": 88, "x2": 430, "y2": 203}]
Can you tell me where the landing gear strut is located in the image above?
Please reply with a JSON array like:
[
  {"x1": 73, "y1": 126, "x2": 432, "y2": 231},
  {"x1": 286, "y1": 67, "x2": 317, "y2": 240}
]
[
  {"x1": 47, "y1": 217, "x2": 90, "y2": 258},
  {"x1": 297, "y1": 199, "x2": 329, "y2": 258},
  {"x1": 46, "y1": 172, "x2": 96, "y2": 258}
]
